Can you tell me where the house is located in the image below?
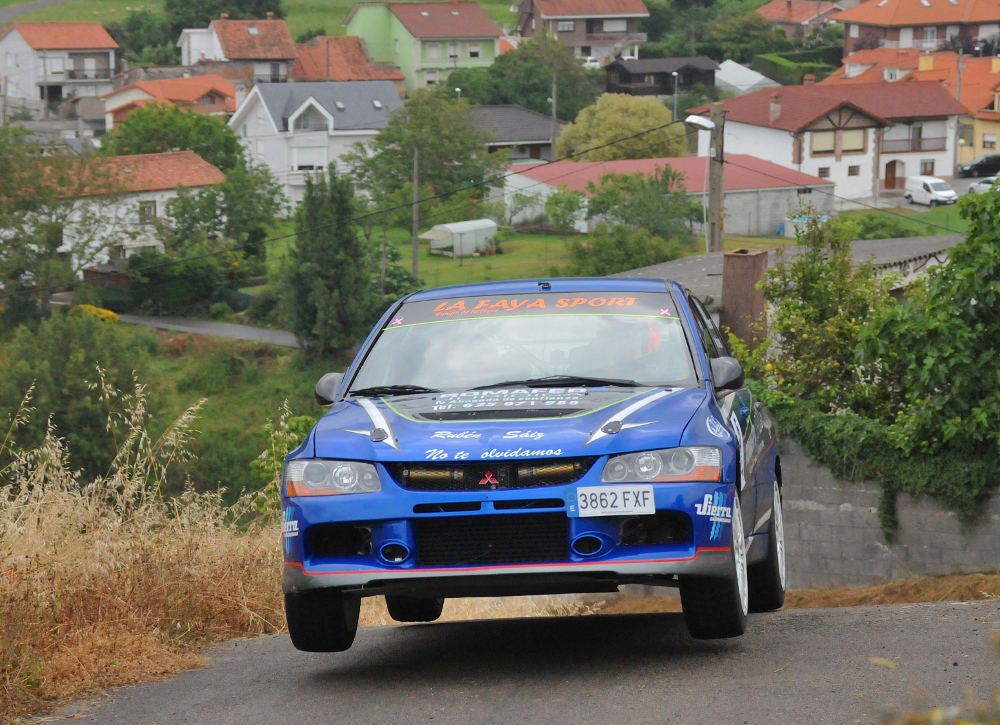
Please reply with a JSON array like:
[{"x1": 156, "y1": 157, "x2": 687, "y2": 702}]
[
  {"x1": 468, "y1": 104, "x2": 565, "y2": 161},
  {"x1": 756, "y1": 0, "x2": 843, "y2": 39},
  {"x1": 689, "y1": 81, "x2": 967, "y2": 204},
  {"x1": 0, "y1": 22, "x2": 118, "y2": 116},
  {"x1": 515, "y1": 0, "x2": 649, "y2": 67},
  {"x1": 61, "y1": 150, "x2": 226, "y2": 270},
  {"x1": 100, "y1": 74, "x2": 238, "y2": 132},
  {"x1": 498, "y1": 155, "x2": 834, "y2": 235},
  {"x1": 821, "y1": 49, "x2": 1000, "y2": 167},
  {"x1": 604, "y1": 57, "x2": 717, "y2": 98},
  {"x1": 714, "y1": 59, "x2": 781, "y2": 95},
  {"x1": 343, "y1": 2, "x2": 502, "y2": 91},
  {"x1": 292, "y1": 35, "x2": 406, "y2": 91},
  {"x1": 177, "y1": 13, "x2": 297, "y2": 83},
  {"x1": 833, "y1": 0, "x2": 1000, "y2": 54},
  {"x1": 228, "y1": 80, "x2": 404, "y2": 204}
]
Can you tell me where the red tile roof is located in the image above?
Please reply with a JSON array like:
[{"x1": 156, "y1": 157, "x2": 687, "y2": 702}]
[
  {"x1": 696, "y1": 80, "x2": 965, "y2": 131},
  {"x1": 510, "y1": 154, "x2": 832, "y2": 194},
  {"x1": 81, "y1": 151, "x2": 225, "y2": 196},
  {"x1": 211, "y1": 17, "x2": 297, "y2": 60},
  {"x1": 834, "y1": 0, "x2": 1000, "y2": 27},
  {"x1": 756, "y1": 0, "x2": 842, "y2": 25},
  {"x1": 530, "y1": 0, "x2": 649, "y2": 18},
  {"x1": 104, "y1": 74, "x2": 238, "y2": 113},
  {"x1": 387, "y1": 2, "x2": 502, "y2": 38},
  {"x1": 293, "y1": 36, "x2": 405, "y2": 81},
  {"x1": 8, "y1": 22, "x2": 117, "y2": 50}
]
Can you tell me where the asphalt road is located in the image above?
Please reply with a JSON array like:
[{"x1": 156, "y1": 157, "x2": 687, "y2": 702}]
[{"x1": 47, "y1": 599, "x2": 998, "y2": 724}]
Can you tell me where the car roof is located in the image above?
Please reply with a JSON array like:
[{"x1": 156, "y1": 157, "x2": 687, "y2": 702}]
[{"x1": 403, "y1": 277, "x2": 677, "y2": 302}]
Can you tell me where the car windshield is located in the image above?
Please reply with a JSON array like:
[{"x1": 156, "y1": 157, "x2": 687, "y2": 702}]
[
  {"x1": 930, "y1": 182, "x2": 952, "y2": 191},
  {"x1": 348, "y1": 291, "x2": 700, "y2": 393}
]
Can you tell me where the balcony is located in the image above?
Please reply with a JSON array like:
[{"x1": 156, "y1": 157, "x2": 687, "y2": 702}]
[
  {"x1": 585, "y1": 32, "x2": 647, "y2": 43},
  {"x1": 881, "y1": 137, "x2": 947, "y2": 153},
  {"x1": 66, "y1": 68, "x2": 113, "y2": 81}
]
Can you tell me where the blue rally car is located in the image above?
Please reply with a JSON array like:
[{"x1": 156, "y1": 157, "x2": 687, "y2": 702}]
[{"x1": 281, "y1": 278, "x2": 784, "y2": 651}]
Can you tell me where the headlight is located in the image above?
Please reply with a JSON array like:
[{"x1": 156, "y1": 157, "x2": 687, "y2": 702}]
[
  {"x1": 601, "y1": 447, "x2": 721, "y2": 482},
  {"x1": 284, "y1": 459, "x2": 381, "y2": 497}
]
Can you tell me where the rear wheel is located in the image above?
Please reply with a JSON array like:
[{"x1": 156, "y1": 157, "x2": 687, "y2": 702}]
[
  {"x1": 749, "y1": 482, "x2": 786, "y2": 612},
  {"x1": 385, "y1": 595, "x2": 445, "y2": 622},
  {"x1": 679, "y1": 495, "x2": 748, "y2": 639},
  {"x1": 284, "y1": 589, "x2": 360, "y2": 652}
]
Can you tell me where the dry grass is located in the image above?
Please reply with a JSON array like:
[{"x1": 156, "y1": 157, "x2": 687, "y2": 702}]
[{"x1": 1, "y1": 381, "x2": 997, "y2": 723}]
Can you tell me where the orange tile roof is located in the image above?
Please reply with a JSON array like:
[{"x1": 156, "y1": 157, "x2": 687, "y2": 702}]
[
  {"x1": 834, "y1": 0, "x2": 1000, "y2": 27},
  {"x1": 104, "y1": 74, "x2": 238, "y2": 112},
  {"x1": 694, "y1": 80, "x2": 966, "y2": 131},
  {"x1": 756, "y1": 0, "x2": 842, "y2": 25},
  {"x1": 79, "y1": 151, "x2": 225, "y2": 196},
  {"x1": 293, "y1": 36, "x2": 405, "y2": 81},
  {"x1": 9, "y1": 22, "x2": 117, "y2": 50},
  {"x1": 211, "y1": 18, "x2": 297, "y2": 60},
  {"x1": 387, "y1": 2, "x2": 502, "y2": 38},
  {"x1": 531, "y1": 0, "x2": 649, "y2": 18}
]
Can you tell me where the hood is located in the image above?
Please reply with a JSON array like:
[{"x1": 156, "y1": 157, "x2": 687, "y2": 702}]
[{"x1": 308, "y1": 386, "x2": 710, "y2": 462}]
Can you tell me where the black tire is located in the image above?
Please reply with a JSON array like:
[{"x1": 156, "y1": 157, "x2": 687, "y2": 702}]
[
  {"x1": 284, "y1": 589, "x2": 360, "y2": 652},
  {"x1": 904, "y1": 193, "x2": 913, "y2": 203},
  {"x1": 679, "y1": 495, "x2": 748, "y2": 639},
  {"x1": 749, "y1": 482, "x2": 786, "y2": 613},
  {"x1": 385, "y1": 594, "x2": 445, "y2": 622}
]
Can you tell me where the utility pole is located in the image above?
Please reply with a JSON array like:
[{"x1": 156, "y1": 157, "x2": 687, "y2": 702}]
[
  {"x1": 708, "y1": 102, "x2": 726, "y2": 253},
  {"x1": 411, "y1": 148, "x2": 420, "y2": 278}
]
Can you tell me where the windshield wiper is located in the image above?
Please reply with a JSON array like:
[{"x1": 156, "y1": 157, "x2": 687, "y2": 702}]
[
  {"x1": 349, "y1": 384, "x2": 440, "y2": 398},
  {"x1": 474, "y1": 375, "x2": 641, "y2": 390}
]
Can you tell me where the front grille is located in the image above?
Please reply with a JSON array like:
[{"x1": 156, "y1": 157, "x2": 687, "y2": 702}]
[
  {"x1": 388, "y1": 458, "x2": 596, "y2": 491},
  {"x1": 414, "y1": 513, "x2": 569, "y2": 566}
]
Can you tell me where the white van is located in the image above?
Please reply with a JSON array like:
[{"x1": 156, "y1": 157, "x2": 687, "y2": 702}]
[{"x1": 904, "y1": 175, "x2": 957, "y2": 206}]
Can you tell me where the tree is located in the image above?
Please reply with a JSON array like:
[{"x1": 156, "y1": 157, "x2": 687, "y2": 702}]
[
  {"x1": 282, "y1": 165, "x2": 380, "y2": 357},
  {"x1": 555, "y1": 94, "x2": 688, "y2": 161},
  {"x1": 586, "y1": 166, "x2": 700, "y2": 243},
  {"x1": 566, "y1": 223, "x2": 680, "y2": 276},
  {"x1": 702, "y1": 12, "x2": 794, "y2": 63},
  {"x1": 164, "y1": 0, "x2": 284, "y2": 37},
  {"x1": 544, "y1": 189, "x2": 585, "y2": 232},
  {"x1": 106, "y1": 10, "x2": 179, "y2": 66},
  {"x1": 100, "y1": 104, "x2": 245, "y2": 173}
]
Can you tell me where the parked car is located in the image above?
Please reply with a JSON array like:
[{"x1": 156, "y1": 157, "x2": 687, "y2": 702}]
[
  {"x1": 581, "y1": 55, "x2": 601, "y2": 69},
  {"x1": 957, "y1": 153, "x2": 1000, "y2": 177},
  {"x1": 904, "y1": 175, "x2": 957, "y2": 206},
  {"x1": 967, "y1": 176, "x2": 998, "y2": 194},
  {"x1": 281, "y1": 278, "x2": 785, "y2": 652}
]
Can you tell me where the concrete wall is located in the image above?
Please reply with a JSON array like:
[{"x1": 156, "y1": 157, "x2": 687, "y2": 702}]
[{"x1": 781, "y1": 438, "x2": 1000, "y2": 589}]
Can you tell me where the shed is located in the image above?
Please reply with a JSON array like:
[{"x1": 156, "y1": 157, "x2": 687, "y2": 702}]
[{"x1": 420, "y1": 219, "x2": 498, "y2": 257}]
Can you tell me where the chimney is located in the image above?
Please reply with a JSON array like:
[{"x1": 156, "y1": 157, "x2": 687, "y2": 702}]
[
  {"x1": 803, "y1": 73, "x2": 816, "y2": 84},
  {"x1": 220, "y1": 12, "x2": 229, "y2": 19},
  {"x1": 769, "y1": 92, "x2": 781, "y2": 122},
  {"x1": 918, "y1": 53, "x2": 934, "y2": 71},
  {"x1": 266, "y1": 11, "x2": 274, "y2": 19}
]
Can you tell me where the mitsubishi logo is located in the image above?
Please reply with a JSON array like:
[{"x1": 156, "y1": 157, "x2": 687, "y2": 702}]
[{"x1": 478, "y1": 470, "x2": 499, "y2": 486}]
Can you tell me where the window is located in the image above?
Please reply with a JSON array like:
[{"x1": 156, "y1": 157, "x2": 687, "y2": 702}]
[
  {"x1": 139, "y1": 201, "x2": 156, "y2": 224},
  {"x1": 603, "y1": 19, "x2": 626, "y2": 32},
  {"x1": 841, "y1": 128, "x2": 865, "y2": 152},
  {"x1": 293, "y1": 107, "x2": 327, "y2": 131},
  {"x1": 200, "y1": 94, "x2": 215, "y2": 105},
  {"x1": 817, "y1": 167, "x2": 831, "y2": 178},
  {"x1": 811, "y1": 131, "x2": 835, "y2": 154},
  {"x1": 850, "y1": 24, "x2": 859, "y2": 37},
  {"x1": 425, "y1": 43, "x2": 441, "y2": 59},
  {"x1": 848, "y1": 165, "x2": 860, "y2": 176},
  {"x1": 923, "y1": 27, "x2": 937, "y2": 42},
  {"x1": 984, "y1": 133, "x2": 997, "y2": 150},
  {"x1": 557, "y1": 21, "x2": 575, "y2": 31},
  {"x1": 468, "y1": 43, "x2": 481, "y2": 58},
  {"x1": 920, "y1": 159, "x2": 935, "y2": 175}
]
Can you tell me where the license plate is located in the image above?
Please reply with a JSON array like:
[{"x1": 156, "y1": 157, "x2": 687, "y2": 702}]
[{"x1": 573, "y1": 485, "x2": 655, "y2": 517}]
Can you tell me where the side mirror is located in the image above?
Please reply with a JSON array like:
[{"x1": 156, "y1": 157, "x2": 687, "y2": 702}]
[
  {"x1": 710, "y1": 356, "x2": 745, "y2": 392},
  {"x1": 314, "y1": 372, "x2": 344, "y2": 405}
]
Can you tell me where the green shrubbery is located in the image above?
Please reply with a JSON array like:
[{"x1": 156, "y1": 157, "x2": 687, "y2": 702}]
[{"x1": 735, "y1": 202, "x2": 1000, "y2": 535}]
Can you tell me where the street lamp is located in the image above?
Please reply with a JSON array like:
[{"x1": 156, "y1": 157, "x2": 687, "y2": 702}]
[
  {"x1": 672, "y1": 71, "x2": 679, "y2": 121},
  {"x1": 455, "y1": 87, "x2": 462, "y2": 100},
  {"x1": 684, "y1": 110, "x2": 725, "y2": 254}
]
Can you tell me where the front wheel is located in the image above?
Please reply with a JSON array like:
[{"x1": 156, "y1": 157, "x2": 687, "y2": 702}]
[
  {"x1": 749, "y1": 482, "x2": 786, "y2": 612},
  {"x1": 386, "y1": 595, "x2": 445, "y2": 622},
  {"x1": 679, "y1": 496, "x2": 748, "y2": 639},
  {"x1": 284, "y1": 589, "x2": 361, "y2": 652}
]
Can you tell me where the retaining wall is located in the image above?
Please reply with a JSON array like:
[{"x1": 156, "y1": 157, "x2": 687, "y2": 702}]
[{"x1": 781, "y1": 438, "x2": 1000, "y2": 589}]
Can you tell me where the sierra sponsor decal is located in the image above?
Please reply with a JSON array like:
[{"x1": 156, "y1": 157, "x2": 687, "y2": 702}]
[
  {"x1": 282, "y1": 507, "x2": 299, "y2": 558},
  {"x1": 695, "y1": 492, "x2": 732, "y2": 541},
  {"x1": 432, "y1": 388, "x2": 586, "y2": 412}
]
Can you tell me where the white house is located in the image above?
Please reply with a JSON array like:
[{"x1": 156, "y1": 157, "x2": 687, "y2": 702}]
[
  {"x1": 176, "y1": 14, "x2": 297, "y2": 83},
  {"x1": 500, "y1": 155, "x2": 834, "y2": 237},
  {"x1": 59, "y1": 150, "x2": 226, "y2": 271},
  {"x1": 229, "y1": 80, "x2": 404, "y2": 205},
  {"x1": 690, "y1": 81, "x2": 967, "y2": 205},
  {"x1": 0, "y1": 22, "x2": 118, "y2": 116}
]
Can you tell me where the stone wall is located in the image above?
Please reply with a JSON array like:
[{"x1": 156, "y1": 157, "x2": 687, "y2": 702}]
[{"x1": 780, "y1": 439, "x2": 1000, "y2": 589}]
